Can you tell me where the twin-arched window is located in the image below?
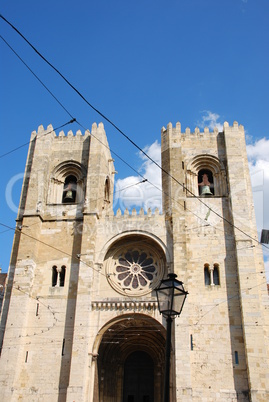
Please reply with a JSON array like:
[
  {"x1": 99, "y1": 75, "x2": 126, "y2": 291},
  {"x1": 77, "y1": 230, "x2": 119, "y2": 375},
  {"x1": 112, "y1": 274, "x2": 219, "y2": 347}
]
[
  {"x1": 204, "y1": 263, "x2": 220, "y2": 286},
  {"x1": 52, "y1": 265, "x2": 66, "y2": 287}
]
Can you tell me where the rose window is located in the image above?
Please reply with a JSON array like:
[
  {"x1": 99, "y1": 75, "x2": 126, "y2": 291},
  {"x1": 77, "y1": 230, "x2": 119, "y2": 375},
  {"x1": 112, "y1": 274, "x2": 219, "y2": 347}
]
[
  {"x1": 116, "y1": 250, "x2": 157, "y2": 290},
  {"x1": 106, "y1": 245, "x2": 164, "y2": 296}
]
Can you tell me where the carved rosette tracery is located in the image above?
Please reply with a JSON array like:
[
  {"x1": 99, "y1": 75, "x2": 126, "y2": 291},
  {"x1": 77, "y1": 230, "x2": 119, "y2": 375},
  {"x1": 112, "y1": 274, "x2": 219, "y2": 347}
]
[{"x1": 105, "y1": 244, "x2": 164, "y2": 296}]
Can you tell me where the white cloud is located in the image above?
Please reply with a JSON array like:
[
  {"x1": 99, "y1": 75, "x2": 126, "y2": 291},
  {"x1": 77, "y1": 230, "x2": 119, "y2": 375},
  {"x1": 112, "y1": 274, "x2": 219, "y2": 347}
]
[
  {"x1": 114, "y1": 117, "x2": 269, "y2": 256},
  {"x1": 114, "y1": 141, "x2": 162, "y2": 212},
  {"x1": 197, "y1": 110, "x2": 223, "y2": 132},
  {"x1": 247, "y1": 139, "x2": 269, "y2": 224},
  {"x1": 247, "y1": 138, "x2": 269, "y2": 169},
  {"x1": 246, "y1": 138, "x2": 269, "y2": 278}
]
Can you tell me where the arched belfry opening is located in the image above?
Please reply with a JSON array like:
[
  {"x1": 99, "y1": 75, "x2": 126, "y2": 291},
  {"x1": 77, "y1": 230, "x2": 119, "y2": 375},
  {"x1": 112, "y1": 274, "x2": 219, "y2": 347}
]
[
  {"x1": 47, "y1": 160, "x2": 86, "y2": 205},
  {"x1": 198, "y1": 168, "x2": 214, "y2": 196},
  {"x1": 186, "y1": 154, "x2": 226, "y2": 197},
  {"x1": 62, "y1": 175, "x2": 77, "y2": 203},
  {"x1": 95, "y1": 315, "x2": 166, "y2": 402}
]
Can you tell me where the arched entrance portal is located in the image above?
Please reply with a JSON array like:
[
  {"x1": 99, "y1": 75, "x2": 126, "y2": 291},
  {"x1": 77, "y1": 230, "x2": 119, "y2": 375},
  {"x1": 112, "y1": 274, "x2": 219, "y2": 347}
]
[{"x1": 96, "y1": 314, "x2": 165, "y2": 402}]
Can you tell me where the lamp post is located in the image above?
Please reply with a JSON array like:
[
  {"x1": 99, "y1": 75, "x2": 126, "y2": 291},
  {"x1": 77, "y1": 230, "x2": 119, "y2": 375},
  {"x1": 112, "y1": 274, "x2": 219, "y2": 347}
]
[{"x1": 156, "y1": 273, "x2": 188, "y2": 402}]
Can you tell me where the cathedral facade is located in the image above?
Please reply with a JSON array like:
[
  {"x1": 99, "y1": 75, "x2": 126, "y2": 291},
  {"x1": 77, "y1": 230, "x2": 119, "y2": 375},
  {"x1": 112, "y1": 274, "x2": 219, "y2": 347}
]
[{"x1": 0, "y1": 121, "x2": 268, "y2": 401}]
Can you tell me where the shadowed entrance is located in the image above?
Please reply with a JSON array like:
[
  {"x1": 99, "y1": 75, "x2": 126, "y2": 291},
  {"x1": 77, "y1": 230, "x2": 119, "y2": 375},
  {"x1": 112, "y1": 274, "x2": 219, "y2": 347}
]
[
  {"x1": 96, "y1": 314, "x2": 165, "y2": 402},
  {"x1": 123, "y1": 351, "x2": 154, "y2": 402}
]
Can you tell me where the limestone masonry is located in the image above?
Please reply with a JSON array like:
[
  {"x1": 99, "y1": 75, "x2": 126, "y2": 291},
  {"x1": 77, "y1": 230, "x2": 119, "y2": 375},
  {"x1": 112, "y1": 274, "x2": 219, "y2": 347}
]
[{"x1": 0, "y1": 121, "x2": 268, "y2": 401}]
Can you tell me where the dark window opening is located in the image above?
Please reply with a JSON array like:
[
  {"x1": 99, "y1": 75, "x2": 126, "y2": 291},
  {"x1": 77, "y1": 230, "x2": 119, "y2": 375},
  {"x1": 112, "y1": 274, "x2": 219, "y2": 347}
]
[
  {"x1": 213, "y1": 264, "x2": 220, "y2": 285},
  {"x1": 235, "y1": 351, "x2": 239, "y2": 365},
  {"x1": 52, "y1": 265, "x2": 66, "y2": 287},
  {"x1": 62, "y1": 175, "x2": 77, "y2": 203},
  {"x1": 59, "y1": 266, "x2": 66, "y2": 287},
  {"x1": 198, "y1": 169, "x2": 214, "y2": 196},
  {"x1": 52, "y1": 266, "x2": 57, "y2": 287},
  {"x1": 104, "y1": 178, "x2": 110, "y2": 203},
  {"x1": 204, "y1": 265, "x2": 210, "y2": 286}
]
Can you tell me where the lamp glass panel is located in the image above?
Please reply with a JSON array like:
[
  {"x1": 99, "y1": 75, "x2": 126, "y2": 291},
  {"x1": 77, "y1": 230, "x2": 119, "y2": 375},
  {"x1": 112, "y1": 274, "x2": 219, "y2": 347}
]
[
  {"x1": 173, "y1": 292, "x2": 187, "y2": 315},
  {"x1": 156, "y1": 287, "x2": 173, "y2": 315}
]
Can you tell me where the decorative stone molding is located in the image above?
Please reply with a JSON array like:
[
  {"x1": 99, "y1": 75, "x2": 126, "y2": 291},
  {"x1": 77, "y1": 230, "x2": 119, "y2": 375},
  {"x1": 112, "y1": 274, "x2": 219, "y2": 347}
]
[{"x1": 91, "y1": 300, "x2": 158, "y2": 311}]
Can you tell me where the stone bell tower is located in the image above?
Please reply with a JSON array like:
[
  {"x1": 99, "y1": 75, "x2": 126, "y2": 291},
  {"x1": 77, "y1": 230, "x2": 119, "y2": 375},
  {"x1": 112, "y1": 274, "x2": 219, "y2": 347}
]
[
  {"x1": 161, "y1": 121, "x2": 269, "y2": 401},
  {"x1": 0, "y1": 122, "x2": 116, "y2": 401}
]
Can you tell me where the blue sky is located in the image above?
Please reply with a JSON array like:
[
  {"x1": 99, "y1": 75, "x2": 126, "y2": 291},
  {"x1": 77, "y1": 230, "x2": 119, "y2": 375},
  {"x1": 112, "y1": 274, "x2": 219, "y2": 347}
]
[{"x1": 1, "y1": 0, "x2": 269, "y2": 274}]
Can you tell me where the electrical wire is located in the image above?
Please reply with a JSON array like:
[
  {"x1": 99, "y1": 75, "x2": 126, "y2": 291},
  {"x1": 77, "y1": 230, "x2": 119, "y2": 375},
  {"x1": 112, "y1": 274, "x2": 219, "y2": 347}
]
[
  {"x1": 0, "y1": 219, "x2": 268, "y2": 329},
  {"x1": 0, "y1": 34, "x2": 75, "y2": 120},
  {"x1": 1, "y1": 13, "x2": 268, "y2": 252},
  {"x1": 0, "y1": 119, "x2": 76, "y2": 159},
  {"x1": 1, "y1": 15, "x2": 269, "y2": 337},
  {"x1": 1, "y1": 19, "x2": 268, "y2": 254}
]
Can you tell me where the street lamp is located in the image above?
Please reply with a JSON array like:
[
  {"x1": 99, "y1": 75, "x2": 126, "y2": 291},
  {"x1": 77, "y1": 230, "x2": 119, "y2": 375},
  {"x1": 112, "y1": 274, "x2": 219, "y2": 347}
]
[{"x1": 156, "y1": 273, "x2": 188, "y2": 402}]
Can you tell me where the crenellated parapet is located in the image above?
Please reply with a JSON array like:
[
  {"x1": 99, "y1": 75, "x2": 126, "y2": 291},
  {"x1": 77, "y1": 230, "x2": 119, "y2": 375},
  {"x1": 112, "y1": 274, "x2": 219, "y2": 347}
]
[
  {"x1": 30, "y1": 122, "x2": 110, "y2": 141},
  {"x1": 161, "y1": 120, "x2": 244, "y2": 140},
  {"x1": 161, "y1": 121, "x2": 244, "y2": 150},
  {"x1": 161, "y1": 121, "x2": 219, "y2": 142},
  {"x1": 112, "y1": 207, "x2": 160, "y2": 218}
]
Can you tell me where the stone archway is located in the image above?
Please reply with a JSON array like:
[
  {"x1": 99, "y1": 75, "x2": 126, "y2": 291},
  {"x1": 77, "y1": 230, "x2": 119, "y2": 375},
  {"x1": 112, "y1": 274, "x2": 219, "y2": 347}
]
[{"x1": 95, "y1": 314, "x2": 165, "y2": 402}]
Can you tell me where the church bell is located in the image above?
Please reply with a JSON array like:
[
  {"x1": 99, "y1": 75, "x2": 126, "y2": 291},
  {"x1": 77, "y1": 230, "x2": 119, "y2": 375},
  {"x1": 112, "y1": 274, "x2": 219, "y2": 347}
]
[
  {"x1": 200, "y1": 185, "x2": 213, "y2": 196},
  {"x1": 63, "y1": 181, "x2": 76, "y2": 203},
  {"x1": 63, "y1": 189, "x2": 74, "y2": 202}
]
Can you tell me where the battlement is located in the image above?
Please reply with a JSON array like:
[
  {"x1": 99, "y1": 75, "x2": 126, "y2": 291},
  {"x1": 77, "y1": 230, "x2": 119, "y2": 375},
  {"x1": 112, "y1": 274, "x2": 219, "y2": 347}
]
[
  {"x1": 30, "y1": 122, "x2": 107, "y2": 140},
  {"x1": 161, "y1": 120, "x2": 244, "y2": 138},
  {"x1": 114, "y1": 207, "x2": 161, "y2": 218}
]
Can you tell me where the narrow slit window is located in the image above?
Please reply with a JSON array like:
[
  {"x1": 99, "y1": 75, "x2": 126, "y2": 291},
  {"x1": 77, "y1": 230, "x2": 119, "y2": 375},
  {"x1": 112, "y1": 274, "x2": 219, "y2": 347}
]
[
  {"x1": 204, "y1": 264, "x2": 210, "y2": 286},
  {"x1": 52, "y1": 266, "x2": 58, "y2": 287},
  {"x1": 235, "y1": 351, "x2": 239, "y2": 365},
  {"x1": 104, "y1": 178, "x2": 110, "y2": 203},
  {"x1": 59, "y1": 266, "x2": 66, "y2": 287},
  {"x1": 213, "y1": 264, "x2": 220, "y2": 285}
]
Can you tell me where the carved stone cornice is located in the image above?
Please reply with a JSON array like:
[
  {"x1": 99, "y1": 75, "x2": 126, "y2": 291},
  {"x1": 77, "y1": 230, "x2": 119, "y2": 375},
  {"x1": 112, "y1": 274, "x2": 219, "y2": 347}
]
[{"x1": 91, "y1": 300, "x2": 158, "y2": 312}]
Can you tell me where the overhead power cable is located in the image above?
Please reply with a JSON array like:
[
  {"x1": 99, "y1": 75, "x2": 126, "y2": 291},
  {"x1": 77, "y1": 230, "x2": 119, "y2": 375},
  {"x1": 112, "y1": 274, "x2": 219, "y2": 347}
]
[
  {"x1": 0, "y1": 220, "x2": 268, "y2": 331},
  {"x1": 0, "y1": 35, "x2": 75, "y2": 120},
  {"x1": 0, "y1": 34, "x2": 149, "y2": 190},
  {"x1": 0, "y1": 119, "x2": 76, "y2": 159},
  {"x1": 1, "y1": 13, "x2": 266, "y2": 251},
  {"x1": 1, "y1": 18, "x2": 268, "y2": 336}
]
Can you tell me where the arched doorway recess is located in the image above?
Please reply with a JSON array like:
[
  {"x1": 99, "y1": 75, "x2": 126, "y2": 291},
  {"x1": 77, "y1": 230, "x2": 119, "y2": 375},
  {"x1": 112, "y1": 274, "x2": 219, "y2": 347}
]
[{"x1": 96, "y1": 314, "x2": 165, "y2": 402}]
